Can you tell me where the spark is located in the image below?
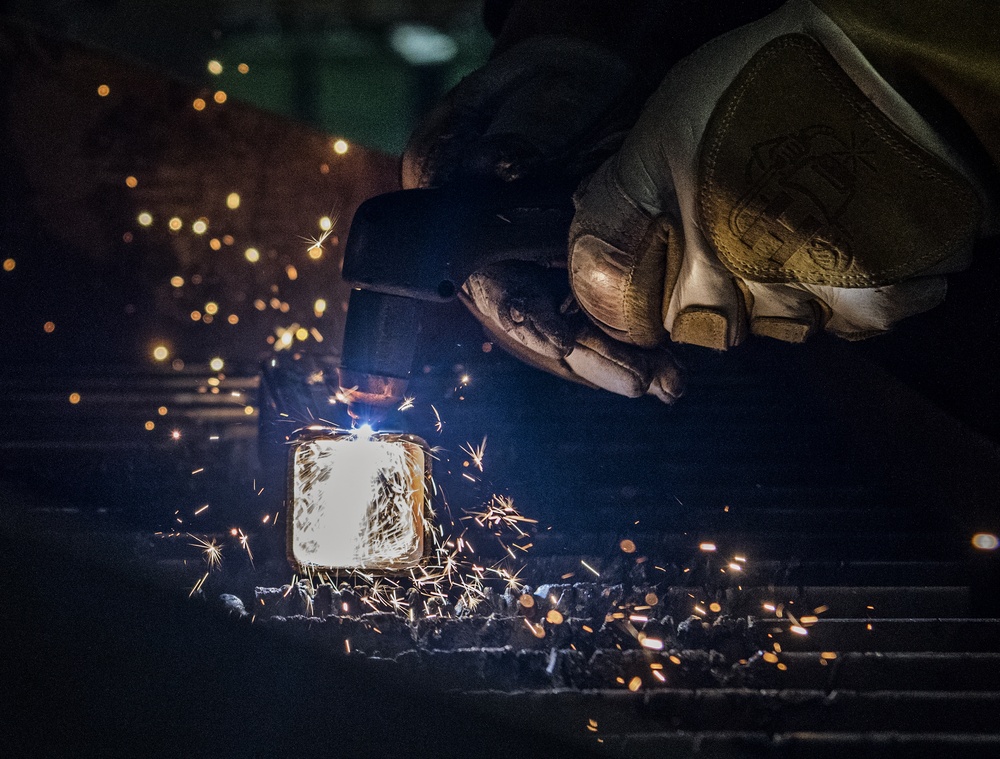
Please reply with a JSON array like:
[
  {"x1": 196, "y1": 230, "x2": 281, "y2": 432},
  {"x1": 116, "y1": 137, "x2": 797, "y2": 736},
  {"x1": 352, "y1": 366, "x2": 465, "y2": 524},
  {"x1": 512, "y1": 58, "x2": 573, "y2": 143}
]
[
  {"x1": 580, "y1": 560, "x2": 600, "y2": 577},
  {"x1": 238, "y1": 529, "x2": 254, "y2": 565},
  {"x1": 973, "y1": 533, "x2": 999, "y2": 550},
  {"x1": 189, "y1": 572, "x2": 209, "y2": 597},
  {"x1": 398, "y1": 396, "x2": 415, "y2": 412},
  {"x1": 523, "y1": 618, "x2": 545, "y2": 639},
  {"x1": 460, "y1": 437, "x2": 487, "y2": 471},
  {"x1": 300, "y1": 217, "x2": 338, "y2": 258},
  {"x1": 431, "y1": 405, "x2": 444, "y2": 432},
  {"x1": 188, "y1": 535, "x2": 223, "y2": 570},
  {"x1": 699, "y1": 542, "x2": 717, "y2": 552},
  {"x1": 461, "y1": 495, "x2": 537, "y2": 538},
  {"x1": 503, "y1": 566, "x2": 526, "y2": 594}
]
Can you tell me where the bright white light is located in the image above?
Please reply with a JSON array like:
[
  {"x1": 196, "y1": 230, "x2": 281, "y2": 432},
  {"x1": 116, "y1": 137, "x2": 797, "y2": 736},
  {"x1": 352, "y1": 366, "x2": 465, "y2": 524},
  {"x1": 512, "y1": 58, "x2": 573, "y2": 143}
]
[
  {"x1": 390, "y1": 24, "x2": 458, "y2": 65},
  {"x1": 290, "y1": 436, "x2": 426, "y2": 571},
  {"x1": 356, "y1": 423, "x2": 374, "y2": 439}
]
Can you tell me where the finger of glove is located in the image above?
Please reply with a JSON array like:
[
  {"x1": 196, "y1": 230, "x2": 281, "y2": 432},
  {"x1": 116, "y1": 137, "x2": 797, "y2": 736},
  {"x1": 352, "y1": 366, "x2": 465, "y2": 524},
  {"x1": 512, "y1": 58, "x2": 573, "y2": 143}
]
[
  {"x1": 565, "y1": 326, "x2": 683, "y2": 402},
  {"x1": 803, "y1": 277, "x2": 947, "y2": 339},
  {"x1": 743, "y1": 282, "x2": 824, "y2": 343},
  {"x1": 571, "y1": 154, "x2": 747, "y2": 351},
  {"x1": 402, "y1": 37, "x2": 631, "y2": 188},
  {"x1": 462, "y1": 263, "x2": 576, "y2": 361}
]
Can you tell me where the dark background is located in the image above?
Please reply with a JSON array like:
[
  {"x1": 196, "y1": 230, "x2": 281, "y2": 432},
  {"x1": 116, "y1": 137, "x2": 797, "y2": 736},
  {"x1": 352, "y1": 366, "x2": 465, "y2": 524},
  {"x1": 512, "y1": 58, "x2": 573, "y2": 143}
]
[{"x1": 2, "y1": 2, "x2": 999, "y2": 756}]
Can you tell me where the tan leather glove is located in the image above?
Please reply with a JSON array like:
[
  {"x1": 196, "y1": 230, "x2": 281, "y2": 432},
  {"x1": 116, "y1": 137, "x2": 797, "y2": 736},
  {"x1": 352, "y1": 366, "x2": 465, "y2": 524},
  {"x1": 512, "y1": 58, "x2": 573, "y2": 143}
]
[
  {"x1": 461, "y1": 261, "x2": 682, "y2": 401},
  {"x1": 570, "y1": 0, "x2": 998, "y2": 351}
]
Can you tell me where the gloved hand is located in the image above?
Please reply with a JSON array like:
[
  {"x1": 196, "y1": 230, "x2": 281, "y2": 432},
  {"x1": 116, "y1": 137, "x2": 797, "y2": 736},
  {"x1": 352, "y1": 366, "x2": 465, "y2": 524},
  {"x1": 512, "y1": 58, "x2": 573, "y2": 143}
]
[
  {"x1": 462, "y1": 260, "x2": 682, "y2": 402},
  {"x1": 569, "y1": 0, "x2": 998, "y2": 351},
  {"x1": 401, "y1": 1, "x2": 708, "y2": 401}
]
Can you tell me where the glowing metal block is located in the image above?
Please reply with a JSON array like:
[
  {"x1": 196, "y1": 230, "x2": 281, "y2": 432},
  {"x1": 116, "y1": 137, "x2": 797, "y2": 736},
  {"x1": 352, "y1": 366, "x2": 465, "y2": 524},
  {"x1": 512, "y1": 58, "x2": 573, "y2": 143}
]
[{"x1": 288, "y1": 432, "x2": 430, "y2": 573}]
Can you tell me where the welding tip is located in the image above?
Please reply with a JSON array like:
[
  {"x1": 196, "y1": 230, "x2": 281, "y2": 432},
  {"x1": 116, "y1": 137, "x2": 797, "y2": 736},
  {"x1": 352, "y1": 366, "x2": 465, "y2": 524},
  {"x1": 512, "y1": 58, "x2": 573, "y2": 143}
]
[{"x1": 337, "y1": 369, "x2": 408, "y2": 423}]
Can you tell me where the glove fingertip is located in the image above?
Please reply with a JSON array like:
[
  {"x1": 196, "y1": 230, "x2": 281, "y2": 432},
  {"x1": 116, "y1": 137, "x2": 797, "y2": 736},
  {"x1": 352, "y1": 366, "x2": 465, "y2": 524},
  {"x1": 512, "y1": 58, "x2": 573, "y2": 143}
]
[{"x1": 649, "y1": 364, "x2": 684, "y2": 403}]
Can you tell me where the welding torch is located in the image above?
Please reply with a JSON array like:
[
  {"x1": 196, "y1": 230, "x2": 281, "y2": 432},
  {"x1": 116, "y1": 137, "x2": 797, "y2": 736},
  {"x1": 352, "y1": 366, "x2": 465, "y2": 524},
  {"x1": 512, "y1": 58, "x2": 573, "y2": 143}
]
[{"x1": 338, "y1": 178, "x2": 576, "y2": 422}]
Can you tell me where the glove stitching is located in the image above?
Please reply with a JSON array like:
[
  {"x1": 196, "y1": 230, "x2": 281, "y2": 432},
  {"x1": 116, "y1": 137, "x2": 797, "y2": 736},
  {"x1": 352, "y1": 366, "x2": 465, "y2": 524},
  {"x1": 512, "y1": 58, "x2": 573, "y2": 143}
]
[{"x1": 699, "y1": 34, "x2": 977, "y2": 287}]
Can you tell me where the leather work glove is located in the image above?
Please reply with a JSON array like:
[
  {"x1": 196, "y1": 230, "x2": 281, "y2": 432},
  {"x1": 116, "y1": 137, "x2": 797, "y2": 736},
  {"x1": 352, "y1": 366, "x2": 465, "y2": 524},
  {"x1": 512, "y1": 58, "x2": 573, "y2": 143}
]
[
  {"x1": 461, "y1": 261, "x2": 682, "y2": 402},
  {"x1": 402, "y1": 31, "x2": 685, "y2": 400},
  {"x1": 569, "y1": 0, "x2": 1000, "y2": 352},
  {"x1": 401, "y1": 1, "x2": 709, "y2": 402},
  {"x1": 402, "y1": 1, "x2": 787, "y2": 401}
]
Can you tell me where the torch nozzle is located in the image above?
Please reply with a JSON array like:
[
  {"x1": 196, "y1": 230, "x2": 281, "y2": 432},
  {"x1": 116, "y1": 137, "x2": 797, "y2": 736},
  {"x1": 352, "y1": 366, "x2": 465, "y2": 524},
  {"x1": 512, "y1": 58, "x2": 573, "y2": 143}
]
[{"x1": 337, "y1": 368, "x2": 408, "y2": 425}]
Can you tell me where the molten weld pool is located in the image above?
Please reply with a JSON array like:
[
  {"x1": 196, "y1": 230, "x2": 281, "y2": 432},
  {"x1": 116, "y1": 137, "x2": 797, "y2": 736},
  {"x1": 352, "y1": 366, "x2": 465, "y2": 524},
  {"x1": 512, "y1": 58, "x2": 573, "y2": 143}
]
[{"x1": 288, "y1": 431, "x2": 431, "y2": 573}]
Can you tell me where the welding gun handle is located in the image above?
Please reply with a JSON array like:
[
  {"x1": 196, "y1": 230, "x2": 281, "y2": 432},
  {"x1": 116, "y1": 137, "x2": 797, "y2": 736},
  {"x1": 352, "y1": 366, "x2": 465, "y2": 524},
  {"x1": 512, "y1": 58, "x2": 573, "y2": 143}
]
[{"x1": 342, "y1": 178, "x2": 577, "y2": 303}]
